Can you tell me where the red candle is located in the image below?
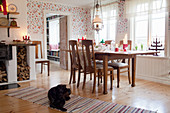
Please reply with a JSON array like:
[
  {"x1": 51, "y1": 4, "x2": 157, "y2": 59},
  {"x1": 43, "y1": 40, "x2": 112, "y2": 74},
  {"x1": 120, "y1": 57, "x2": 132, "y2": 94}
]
[
  {"x1": 23, "y1": 36, "x2": 25, "y2": 40},
  {"x1": 115, "y1": 48, "x2": 119, "y2": 52},
  {"x1": 28, "y1": 36, "x2": 30, "y2": 40},
  {"x1": 25, "y1": 35, "x2": 27, "y2": 40}
]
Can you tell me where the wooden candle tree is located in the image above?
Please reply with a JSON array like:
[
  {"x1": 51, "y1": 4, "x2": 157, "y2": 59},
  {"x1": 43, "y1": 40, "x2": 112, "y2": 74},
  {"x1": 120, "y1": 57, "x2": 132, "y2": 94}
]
[{"x1": 149, "y1": 38, "x2": 164, "y2": 56}]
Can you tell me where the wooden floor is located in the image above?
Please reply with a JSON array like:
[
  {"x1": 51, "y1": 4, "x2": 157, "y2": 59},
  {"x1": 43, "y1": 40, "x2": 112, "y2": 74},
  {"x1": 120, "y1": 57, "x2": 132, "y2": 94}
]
[{"x1": 0, "y1": 61, "x2": 170, "y2": 113}]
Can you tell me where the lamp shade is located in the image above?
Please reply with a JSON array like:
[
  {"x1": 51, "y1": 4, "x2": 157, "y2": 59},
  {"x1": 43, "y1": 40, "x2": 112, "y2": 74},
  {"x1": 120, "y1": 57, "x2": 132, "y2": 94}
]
[
  {"x1": 92, "y1": 15, "x2": 102, "y2": 23},
  {"x1": 92, "y1": 15, "x2": 103, "y2": 32}
]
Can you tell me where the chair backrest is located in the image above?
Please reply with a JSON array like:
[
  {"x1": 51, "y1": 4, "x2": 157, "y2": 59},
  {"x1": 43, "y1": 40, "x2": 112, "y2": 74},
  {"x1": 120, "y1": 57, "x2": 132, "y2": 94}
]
[
  {"x1": 69, "y1": 40, "x2": 81, "y2": 69},
  {"x1": 32, "y1": 41, "x2": 43, "y2": 59},
  {"x1": 82, "y1": 40, "x2": 96, "y2": 73},
  {"x1": 119, "y1": 40, "x2": 132, "y2": 50},
  {"x1": 105, "y1": 40, "x2": 112, "y2": 45}
]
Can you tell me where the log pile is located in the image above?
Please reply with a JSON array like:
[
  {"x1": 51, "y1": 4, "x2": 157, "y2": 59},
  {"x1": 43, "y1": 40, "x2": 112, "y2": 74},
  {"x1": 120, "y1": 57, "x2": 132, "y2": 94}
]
[
  {"x1": 17, "y1": 46, "x2": 30, "y2": 81},
  {"x1": 0, "y1": 61, "x2": 7, "y2": 83}
]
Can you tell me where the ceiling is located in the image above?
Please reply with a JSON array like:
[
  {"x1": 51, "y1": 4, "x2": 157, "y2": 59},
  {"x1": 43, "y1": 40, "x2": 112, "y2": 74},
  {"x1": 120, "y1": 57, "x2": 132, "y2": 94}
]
[{"x1": 40, "y1": 0, "x2": 117, "y2": 8}]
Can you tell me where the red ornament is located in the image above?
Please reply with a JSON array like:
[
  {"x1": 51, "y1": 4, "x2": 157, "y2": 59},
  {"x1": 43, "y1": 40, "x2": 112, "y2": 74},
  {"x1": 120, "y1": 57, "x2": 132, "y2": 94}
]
[{"x1": 2, "y1": 0, "x2": 7, "y2": 15}]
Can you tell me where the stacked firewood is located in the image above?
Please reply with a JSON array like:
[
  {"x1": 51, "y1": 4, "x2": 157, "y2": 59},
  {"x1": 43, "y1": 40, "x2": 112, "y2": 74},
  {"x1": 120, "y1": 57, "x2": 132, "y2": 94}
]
[
  {"x1": 17, "y1": 46, "x2": 30, "y2": 81},
  {"x1": 0, "y1": 61, "x2": 7, "y2": 83}
]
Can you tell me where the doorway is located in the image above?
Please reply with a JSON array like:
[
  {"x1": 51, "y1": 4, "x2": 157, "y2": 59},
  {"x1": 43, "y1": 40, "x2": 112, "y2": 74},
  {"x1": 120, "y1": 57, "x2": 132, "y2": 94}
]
[{"x1": 45, "y1": 13, "x2": 69, "y2": 70}]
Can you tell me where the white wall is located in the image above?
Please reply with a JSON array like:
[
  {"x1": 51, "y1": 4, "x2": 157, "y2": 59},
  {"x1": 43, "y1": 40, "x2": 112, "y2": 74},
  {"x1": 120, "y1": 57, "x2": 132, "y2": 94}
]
[
  {"x1": 136, "y1": 56, "x2": 170, "y2": 85},
  {"x1": 0, "y1": 0, "x2": 27, "y2": 42}
]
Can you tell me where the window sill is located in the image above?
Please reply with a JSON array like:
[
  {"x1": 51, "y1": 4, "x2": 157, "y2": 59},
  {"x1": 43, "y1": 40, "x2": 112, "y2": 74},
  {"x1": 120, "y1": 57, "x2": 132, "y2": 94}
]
[{"x1": 137, "y1": 54, "x2": 169, "y2": 59}]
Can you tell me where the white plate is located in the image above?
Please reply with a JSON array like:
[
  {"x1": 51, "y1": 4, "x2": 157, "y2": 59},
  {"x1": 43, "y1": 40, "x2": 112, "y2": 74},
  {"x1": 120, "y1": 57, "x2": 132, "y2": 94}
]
[
  {"x1": 8, "y1": 4, "x2": 17, "y2": 12},
  {"x1": 0, "y1": 17, "x2": 9, "y2": 26}
]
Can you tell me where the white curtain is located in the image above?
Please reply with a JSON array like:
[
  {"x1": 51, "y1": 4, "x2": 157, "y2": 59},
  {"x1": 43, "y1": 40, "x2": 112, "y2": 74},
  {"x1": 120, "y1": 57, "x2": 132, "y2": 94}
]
[
  {"x1": 93, "y1": 2, "x2": 118, "y2": 44},
  {"x1": 102, "y1": 3, "x2": 118, "y2": 19},
  {"x1": 125, "y1": 0, "x2": 170, "y2": 17}
]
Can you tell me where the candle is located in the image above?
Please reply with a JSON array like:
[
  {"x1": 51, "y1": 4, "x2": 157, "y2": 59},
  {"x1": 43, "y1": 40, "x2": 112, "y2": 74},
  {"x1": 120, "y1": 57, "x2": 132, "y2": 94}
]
[
  {"x1": 84, "y1": 35, "x2": 87, "y2": 40},
  {"x1": 124, "y1": 34, "x2": 127, "y2": 44},
  {"x1": 115, "y1": 44, "x2": 118, "y2": 48}
]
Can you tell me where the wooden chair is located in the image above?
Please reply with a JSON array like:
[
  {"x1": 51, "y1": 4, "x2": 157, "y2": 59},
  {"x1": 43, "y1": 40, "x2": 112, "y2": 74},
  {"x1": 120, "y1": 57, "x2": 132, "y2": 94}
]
[
  {"x1": 120, "y1": 40, "x2": 132, "y2": 50},
  {"x1": 69, "y1": 40, "x2": 83, "y2": 87},
  {"x1": 82, "y1": 40, "x2": 114, "y2": 93},
  {"x1": 32, "y1": 41, "x2": 50, "y2": 76},
  {"x1": 105, "y1": 40, "x2": 112, "y2": 45},
  {"x1": 108, "y1": 40, "x2": 132, "y2": 88}
]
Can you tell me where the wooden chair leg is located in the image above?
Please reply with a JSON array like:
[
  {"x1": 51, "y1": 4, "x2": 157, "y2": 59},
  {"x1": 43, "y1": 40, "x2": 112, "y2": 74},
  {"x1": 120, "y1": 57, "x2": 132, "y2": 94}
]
[
  {"x1": 98, "y1": 72, "x2": 100, "y2": 86},
  {"x1": 110, "y1": 71, "x2": 113, "y2": 90},
  {"x1": 128, "y1": 67, "x2": 131, "y2": 84},
  {"x1": 92, "y1": 72, "x2": 96, "y2": 93},
  {"x1": 90, "y1": 73, "x2": 92, "y2": 80},
  {"x1": 69, "y1": 68, "x2": 73, "y2": 84},
  {"x1": 117, "y1": 68, "x2": 120, "y2": 88},
  {"x1": 73, "y1": 68, "x2": 76, "y2": 83},
  {"x1": 77, "y1": 69, "x2": 81, "y2": 88},
  {"x1": 113, "y1": 71, "x2": 114, "y2": 80},
  {"x1": 47, "y1": 62, "x2": 50, "y2": 76},
  {"x1": 41, "y1": 63, "x2": 43, "y2": 74},
  {"x1": 82, "y1": 71, "x2": 86, "y2": 89},
  {"x1": 100, "y1": 72, "x2": 102, "y2": 83}
]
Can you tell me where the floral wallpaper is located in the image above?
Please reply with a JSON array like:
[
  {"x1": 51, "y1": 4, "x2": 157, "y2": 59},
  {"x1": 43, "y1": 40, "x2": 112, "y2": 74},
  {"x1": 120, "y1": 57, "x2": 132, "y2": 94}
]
[
  {"x1": 27, "y1": 0, "x2": 91, "y2": 38},
  {"x1": 117, "y1": 0, "x2": 128, "y2": 34}
]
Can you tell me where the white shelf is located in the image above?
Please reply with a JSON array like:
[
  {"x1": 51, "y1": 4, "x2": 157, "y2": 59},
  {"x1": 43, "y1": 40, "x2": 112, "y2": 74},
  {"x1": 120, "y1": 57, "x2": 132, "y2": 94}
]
[
  {"x1": 49, "y1": 49, "x2": 60, "y2": 52},
  {"x1": 47, "y1": 55, "x2": 60, "y2": 58}
]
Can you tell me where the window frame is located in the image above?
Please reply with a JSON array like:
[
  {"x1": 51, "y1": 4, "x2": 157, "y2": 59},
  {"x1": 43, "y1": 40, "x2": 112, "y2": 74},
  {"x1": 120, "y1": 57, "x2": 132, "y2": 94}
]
[{"x1": 132, "y1": 12, "x2": 166, "y2": 53}]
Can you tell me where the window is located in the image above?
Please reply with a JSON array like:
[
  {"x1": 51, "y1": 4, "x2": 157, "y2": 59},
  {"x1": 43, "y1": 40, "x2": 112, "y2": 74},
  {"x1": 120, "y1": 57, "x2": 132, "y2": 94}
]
[
  {"x1": 49, "y1": 19, "x2": 60, "y2": 48},
  {"x1": 131, "y1": 1, "x2": 166, "y2": 52},
  {"x1": 93, "y1": 4, "x2": 118, "y2": 44},
  {"x1": 135, "y1": 15, "x2": 148, "y2": 47},
  {"x1": 151, "y1": 13, "x2": 165, "y2": 46},
  {"x1": 134, "y1": 13, "x2": 165, "y2": 51}
]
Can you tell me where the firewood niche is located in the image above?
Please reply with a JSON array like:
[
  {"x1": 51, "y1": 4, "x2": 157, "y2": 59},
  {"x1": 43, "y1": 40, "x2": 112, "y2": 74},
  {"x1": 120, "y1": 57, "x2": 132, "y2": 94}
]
[
  {"x1": 0, "y1": 61, "x2": 8, "y2": 83},
  {"x1": 17, "y1": 46, "x2": 30, "y2": 81}
]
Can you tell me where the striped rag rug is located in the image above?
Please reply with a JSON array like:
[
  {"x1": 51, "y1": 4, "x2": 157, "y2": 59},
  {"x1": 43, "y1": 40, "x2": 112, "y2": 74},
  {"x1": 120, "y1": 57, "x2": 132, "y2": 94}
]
[{"x1": 5, "y1": 87, "x2": 157, "y2": 113}]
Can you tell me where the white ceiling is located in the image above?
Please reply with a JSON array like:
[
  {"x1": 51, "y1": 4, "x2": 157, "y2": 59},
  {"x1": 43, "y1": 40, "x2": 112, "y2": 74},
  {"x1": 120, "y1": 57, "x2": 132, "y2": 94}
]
[{"x1": 40, "y1": 0, "x2": 117, "y2": 8}]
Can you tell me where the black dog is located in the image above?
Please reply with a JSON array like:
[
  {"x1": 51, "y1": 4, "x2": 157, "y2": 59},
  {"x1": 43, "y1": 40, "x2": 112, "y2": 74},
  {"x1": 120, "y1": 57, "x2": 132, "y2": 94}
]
[{"x1": 48, "y1": 85, "x2": 71, "y2": 111}]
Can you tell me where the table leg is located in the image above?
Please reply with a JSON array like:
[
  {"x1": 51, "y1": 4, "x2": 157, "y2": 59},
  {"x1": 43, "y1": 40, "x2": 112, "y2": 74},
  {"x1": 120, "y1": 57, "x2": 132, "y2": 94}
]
[
  {"x1": 131, "y1": 56, "x2": 136, "y2": 87},
  {"x1": 103, "y1": 55, "x2": 108, "y2": 94}
]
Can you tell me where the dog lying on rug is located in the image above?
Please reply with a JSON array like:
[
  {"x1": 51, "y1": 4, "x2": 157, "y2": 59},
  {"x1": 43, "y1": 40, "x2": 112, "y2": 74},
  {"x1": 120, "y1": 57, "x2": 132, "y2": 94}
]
[{"x1": 48, "y1": 84, "x2": 71, "y2": 111}]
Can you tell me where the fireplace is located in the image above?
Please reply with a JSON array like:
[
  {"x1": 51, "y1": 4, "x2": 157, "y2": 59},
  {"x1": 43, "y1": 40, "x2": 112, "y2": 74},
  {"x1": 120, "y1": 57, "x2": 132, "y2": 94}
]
[
  {"x1": 0, "y1": 43, "x2": 12, "y2": 83},
  {"x1": 0, "y1": 43, "x2": 12, "y2": 60},
  {"x1": 0, "y1": 43, "x2": 36, "y2": 85}
]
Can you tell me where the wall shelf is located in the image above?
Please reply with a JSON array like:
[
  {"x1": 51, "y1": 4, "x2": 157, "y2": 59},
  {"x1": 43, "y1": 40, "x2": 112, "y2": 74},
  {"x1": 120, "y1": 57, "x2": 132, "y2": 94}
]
[
  {"x1": 0, "y1": 12, "x2": 20, "y2": 37},
  {"x1": 0, "y1": 12, "x2": 19, "y2": 15},
  {"x1": 0, "y1": 26, "x2": 20, "y2": 28}
]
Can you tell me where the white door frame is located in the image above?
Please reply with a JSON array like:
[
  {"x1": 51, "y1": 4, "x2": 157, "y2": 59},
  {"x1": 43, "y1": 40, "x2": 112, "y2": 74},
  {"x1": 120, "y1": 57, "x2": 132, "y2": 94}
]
[{"x1": 43, "y1": 11, "x2": 72, "y2": 69}]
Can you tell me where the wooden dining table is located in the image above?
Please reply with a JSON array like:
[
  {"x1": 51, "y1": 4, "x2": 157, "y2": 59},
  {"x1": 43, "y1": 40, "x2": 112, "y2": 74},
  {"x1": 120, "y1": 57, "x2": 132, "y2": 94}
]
[{"x1": 95, "y1": 50, "x2": 158, "y2": 94}]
